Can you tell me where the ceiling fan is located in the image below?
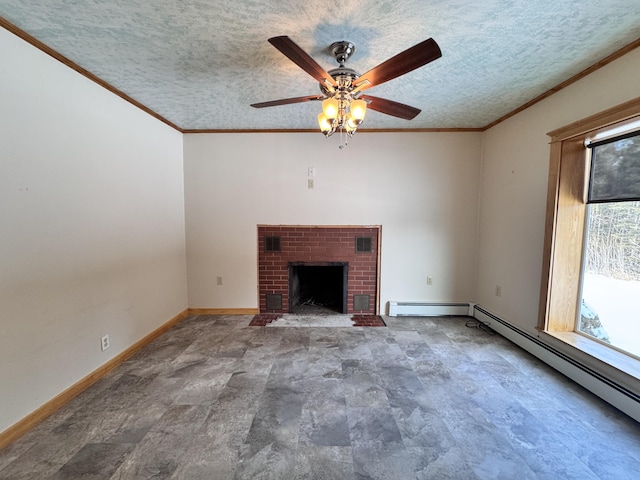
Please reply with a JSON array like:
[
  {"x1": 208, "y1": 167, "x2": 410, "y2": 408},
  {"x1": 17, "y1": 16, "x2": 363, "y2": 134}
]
[{"x1": 251, "y1": 36, "x2": 442, "y2": 147}]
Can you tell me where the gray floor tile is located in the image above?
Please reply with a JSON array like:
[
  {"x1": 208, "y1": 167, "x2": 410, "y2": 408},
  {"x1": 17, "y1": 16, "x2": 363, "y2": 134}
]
[
  {"x1": 294, "y1": 445, "x2": 355, "y2": 480},
  {"x1": 50, "y1": 442, "x2": 135, "y2": 480},
  {"x1": 299, "y1": 405, "x2": 351, "y2": 447},
  {"x1": 1, "y1": 314, "x2": 639, "y2": 480}
]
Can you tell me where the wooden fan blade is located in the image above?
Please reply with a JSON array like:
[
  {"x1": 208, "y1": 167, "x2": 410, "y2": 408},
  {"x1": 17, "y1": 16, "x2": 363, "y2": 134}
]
[
  {"x1": 268, "y1": 36, "x2": 337, "y2": 87},
  {"x1": 360, "y1": 95, "x2": 421, "y2": 120},
  {"x1": 353, "y1": 38, "x2": 441, "y2": 91},
  {"x1": 251, "y1": 95, "x2": 324, "y2": 108}
]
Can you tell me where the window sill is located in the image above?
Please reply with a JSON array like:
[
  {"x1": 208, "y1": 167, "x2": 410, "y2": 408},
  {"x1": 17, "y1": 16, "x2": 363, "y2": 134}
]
[{"x1": 543, "y1": 330, "x2": 640, "y2": 382}]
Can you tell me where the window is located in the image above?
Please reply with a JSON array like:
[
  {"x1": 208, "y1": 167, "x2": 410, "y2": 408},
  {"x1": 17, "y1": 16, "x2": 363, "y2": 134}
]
[
  {"x1": 540, "y1": 97, "x2": 640, "y2": 373},
  {"x1": 578, "y1": 132, "x2": 640, "y2": 358}
]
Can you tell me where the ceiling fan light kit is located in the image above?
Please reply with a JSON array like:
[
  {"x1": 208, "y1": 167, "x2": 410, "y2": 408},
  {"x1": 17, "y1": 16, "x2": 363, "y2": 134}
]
[
  {"x1": 251, "y1": 36, "x2": 442, "y2": 148},
  {"x1": 316, "y1": 43, "x2": 369, "y2": 148}
]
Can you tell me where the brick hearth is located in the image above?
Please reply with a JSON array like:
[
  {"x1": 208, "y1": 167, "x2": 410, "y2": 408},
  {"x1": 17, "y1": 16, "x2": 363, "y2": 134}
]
[{"x1": 258, "y1": 226, "x2": 380, "y2": 314}]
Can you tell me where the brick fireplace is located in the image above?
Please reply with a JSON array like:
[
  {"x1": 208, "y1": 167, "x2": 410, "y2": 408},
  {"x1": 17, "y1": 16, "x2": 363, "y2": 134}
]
[{"x1": 258, "y1": 225, "x2": 380, "y2": 314}]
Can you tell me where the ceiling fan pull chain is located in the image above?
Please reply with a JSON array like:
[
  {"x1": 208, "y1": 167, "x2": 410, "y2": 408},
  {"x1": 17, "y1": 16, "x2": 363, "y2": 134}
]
[{"x1": 339, "y1": 126, "x2": 347, "y2": 149}]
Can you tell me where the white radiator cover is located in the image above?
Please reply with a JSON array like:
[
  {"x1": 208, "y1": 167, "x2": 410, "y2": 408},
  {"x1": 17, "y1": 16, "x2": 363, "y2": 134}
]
[
  {"x1": 386, "y1": 301, "x2": 640, "y2": 421},
  {"x1": 388, "y1": 301, "x2": 472, "y2": 317},
  {"x1": 473, "y1": 305, "x2": 640, "y2": 424}
]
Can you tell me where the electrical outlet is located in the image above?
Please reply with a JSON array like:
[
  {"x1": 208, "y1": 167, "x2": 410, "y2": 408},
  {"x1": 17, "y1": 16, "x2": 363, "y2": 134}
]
[
  {"x1": 495, "y1": 285, "x2": 502, "y2": 297},
  {"x1": 426, "y1": 276, "x2": 433, "y2": 285},
  {"x1": 216, "y1": 276, "x2": 223, "y2": 285},
  {"x1": 308, "y1": 178, "x2": 314, "y2": 189},
  {"x1": 101, "y1": 334, "x2": 110, "y2": 351}
]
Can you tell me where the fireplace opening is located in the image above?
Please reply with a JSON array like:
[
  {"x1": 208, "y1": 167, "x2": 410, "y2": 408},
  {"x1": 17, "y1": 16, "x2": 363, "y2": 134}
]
[{"x1": 289, "y1": 263, "x2": 347, "y2": 314}]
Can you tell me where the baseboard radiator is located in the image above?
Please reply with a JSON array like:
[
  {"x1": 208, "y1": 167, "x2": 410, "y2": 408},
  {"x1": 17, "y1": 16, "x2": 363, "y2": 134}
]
[
  {"x1": 473, "y1": 305, "x2": 640, "y2": 423},
  {"x1": 388, "y1": 301, "x2": 472, "y2": 317}
]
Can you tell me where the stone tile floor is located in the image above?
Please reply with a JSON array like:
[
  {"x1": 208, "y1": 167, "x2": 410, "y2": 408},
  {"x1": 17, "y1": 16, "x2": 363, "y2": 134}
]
[{"x1": 1, "y1": 315, "x2": 639, "y2": 479}]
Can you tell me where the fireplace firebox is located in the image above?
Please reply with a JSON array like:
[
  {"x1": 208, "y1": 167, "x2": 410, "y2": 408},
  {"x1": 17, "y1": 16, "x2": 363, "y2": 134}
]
[{"x1": 289, "y1": 263, "x2": 347, "y2": 314}]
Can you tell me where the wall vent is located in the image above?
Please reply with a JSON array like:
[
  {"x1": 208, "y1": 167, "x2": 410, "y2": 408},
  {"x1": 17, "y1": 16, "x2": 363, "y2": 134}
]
[
  {"x1": 265, "y1": 294, "x2": 282, "y2": 310},
  {"x1": 355, "y1": 236, "x2": 372, "y2": 253},
  {"x1": 353, "y1": 294, "x2": 370, "y2": 310},
  {"x1": 264, "y1": 236, "x2": 281, "y2": 252}
]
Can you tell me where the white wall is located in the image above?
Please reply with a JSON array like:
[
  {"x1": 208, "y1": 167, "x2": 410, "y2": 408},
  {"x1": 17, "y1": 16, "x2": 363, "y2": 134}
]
[
  {"x1": 477, "y1": 47, "x2": 640, "y2": 332},
  {"x1": 184, "y1": 131, "x2": 482, "y2": 310},
  {"x1": 0, "y1": 29, "x2": 188, "y2": 432}
]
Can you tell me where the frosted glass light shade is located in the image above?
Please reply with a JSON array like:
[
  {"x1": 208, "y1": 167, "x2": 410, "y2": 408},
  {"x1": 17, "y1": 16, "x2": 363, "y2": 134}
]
[
  {"x1": 318, "y1": 113, "x2": 332, "y2": 133},
  {"x1": 345, "y1": 118, "x2": 357, "y2": 133},
  {"x1": 322, "y1": 98, "x2": 339, "y2": 120},
  {"x1": 350, "y1": 99, "x2": 366, "y2": 124}
]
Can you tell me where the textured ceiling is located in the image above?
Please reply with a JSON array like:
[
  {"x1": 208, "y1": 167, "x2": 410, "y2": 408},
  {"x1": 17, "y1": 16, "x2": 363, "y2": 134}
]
[{"x1": 1, "y1": 1, "x2": 640, "y2": 131}]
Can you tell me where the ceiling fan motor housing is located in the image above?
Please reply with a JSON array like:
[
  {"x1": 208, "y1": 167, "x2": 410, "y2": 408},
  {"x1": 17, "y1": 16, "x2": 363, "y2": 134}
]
[
  {"x1": 320, "y1": 41, "x2": 361, "y2": 97},
  {"x1": 320, "y1": 68, "x2": 360, "y2": 96},
  {"x1": 330, "y1": 41, "x2": 355, "y2": 65}
]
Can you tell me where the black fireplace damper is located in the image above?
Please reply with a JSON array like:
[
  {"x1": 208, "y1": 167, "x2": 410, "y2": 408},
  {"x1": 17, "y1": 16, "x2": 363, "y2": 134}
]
[{"x1": 289, "y1": 263, "x2": 347, "y2": 314}]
